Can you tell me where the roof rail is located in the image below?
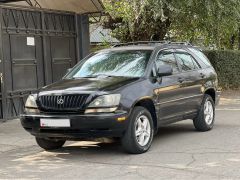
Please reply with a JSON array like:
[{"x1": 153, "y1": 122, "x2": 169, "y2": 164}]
[
  {"x1": 113, "y1": 41, "x2": 168, "y2": 47},
  {"x1": 112, "y1": 41, "x2": 192, "y2": 47},
  {"x1": 169, "y1": 42, "x2": 192, "y2": 46}
]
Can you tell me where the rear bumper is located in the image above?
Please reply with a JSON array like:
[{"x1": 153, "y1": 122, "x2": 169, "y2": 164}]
[{"x1": 20, "y1": 111, "x2": 129, "y2": 139}]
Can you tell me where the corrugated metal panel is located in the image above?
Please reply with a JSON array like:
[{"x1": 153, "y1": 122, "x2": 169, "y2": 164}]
[{"x1": 1, "y1": 0, "x2": 104, "y2": 13}]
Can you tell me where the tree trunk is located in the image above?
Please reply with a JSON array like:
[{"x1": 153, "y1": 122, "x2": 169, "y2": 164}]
[
  {"x1": 230, "y1": 35, "x2": 235, "y2": 49},
  {"x1": 238, "y1": 28, "x2": 240, "y2": 50}
]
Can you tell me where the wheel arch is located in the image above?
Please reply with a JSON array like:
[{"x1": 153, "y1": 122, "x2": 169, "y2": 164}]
[
  {"x1": 132, "y1": 97, "x2": 158, "y2": 132},
  {"x1": 204, "y1": 88, "x2": 216, "y2": 103}
]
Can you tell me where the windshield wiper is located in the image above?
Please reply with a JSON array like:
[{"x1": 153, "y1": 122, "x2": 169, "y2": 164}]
[
  {"x1": 72, "y1": 74, "x2": 127, "y2": 79},
  {"x1": 83, "y1": 74, "x2": 117, "y2": 78},
  {"x1": 82, "y1": 75, "x2": 98, "y2": 78}
]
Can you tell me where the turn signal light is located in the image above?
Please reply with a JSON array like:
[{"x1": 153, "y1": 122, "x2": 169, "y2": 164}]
[{"x1": 117, "y1": 117, "x2": 126, "y2": 122}]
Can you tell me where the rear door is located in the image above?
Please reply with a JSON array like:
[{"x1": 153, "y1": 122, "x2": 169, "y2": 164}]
[{"x1": 174, "y1": 48, "x2": 203, "y2": 116}]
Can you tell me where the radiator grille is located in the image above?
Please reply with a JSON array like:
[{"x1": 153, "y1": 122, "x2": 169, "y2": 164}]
[{"x1": 38, "y1": 94, "x2": 89, "y2": 112}]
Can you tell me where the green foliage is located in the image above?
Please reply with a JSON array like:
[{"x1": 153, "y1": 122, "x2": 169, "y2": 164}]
[
  {"x1": 103, "y1": 0, "x2": 172, "y2": 41},
  {"x1": 172, "y1": 0, "x2": 240, "y2": 49},
  {"x1": 103, "y1": 0, "x2": 240, "y2": 49},
  {"x1": 204, "y1": 50, "x2": 240, "y2": 89}
]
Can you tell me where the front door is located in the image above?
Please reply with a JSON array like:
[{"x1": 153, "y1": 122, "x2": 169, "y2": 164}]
[{"x1": 153, "y1": 49, "x2": 185, "y2": 123}]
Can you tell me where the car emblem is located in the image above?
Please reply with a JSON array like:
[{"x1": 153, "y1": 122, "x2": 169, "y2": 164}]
[{"x1": 57, "y1": 98, "x2": 64, "y2": 105}]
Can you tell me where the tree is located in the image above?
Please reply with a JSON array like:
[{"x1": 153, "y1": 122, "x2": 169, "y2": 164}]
[
  {"x1": 102, "y1": 0, "x2": 240, "y2": 49},
  {"x1": 103, "y1": 0, "x2": 172, "y2": 42},
  {"x1": 171, "y1": 0, "x2": 240, "y2": 49}
]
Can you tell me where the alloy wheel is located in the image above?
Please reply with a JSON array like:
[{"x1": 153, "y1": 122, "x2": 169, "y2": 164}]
[
  {"x1": 135, "y1": 115, "x2": 151, "y2": 146},
  {"x1": 204, "y1": 100, "x2": 214, "y2": 125}
]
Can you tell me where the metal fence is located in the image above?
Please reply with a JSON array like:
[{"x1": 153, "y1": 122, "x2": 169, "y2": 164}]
[{"x1": 0, "y1": 5, "x2": 89, "y2": 119}]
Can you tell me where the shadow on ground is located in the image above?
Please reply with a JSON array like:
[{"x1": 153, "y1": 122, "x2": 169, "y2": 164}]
[{"x1": 47, "y1": 122, "x2": 197, "y2": 156}]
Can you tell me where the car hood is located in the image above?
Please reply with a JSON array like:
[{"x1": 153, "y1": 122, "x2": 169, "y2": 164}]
[{"x1": 39, "y1": 77, "x2": 140, "y2": 95}]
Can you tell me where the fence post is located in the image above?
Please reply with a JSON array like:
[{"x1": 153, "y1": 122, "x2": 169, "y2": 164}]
[
  {"x1": 76, "y1": 14, "x2": 90, "y2": 61},
  {"x1": 0, "y1": 7, "x2": 7, "y2": 119}
]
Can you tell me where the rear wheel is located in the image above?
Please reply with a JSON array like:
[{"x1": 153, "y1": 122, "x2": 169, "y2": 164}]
[
  {"x1": 193, "y1": 94, "x2": 215, "y2": 131},
  {"x1": 36, "y1": 137, "x2": 65, "y2": 150},
  {"x1": 121, "y1": 106, "x2": 154, "y2": 154}
]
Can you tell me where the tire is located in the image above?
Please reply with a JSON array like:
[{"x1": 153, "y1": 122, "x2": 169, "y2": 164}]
[
  {"x1": 35, "y1": 137, "x2": 65, "y2": 150},
  {"x1": 121, "y1": 106, "x2": 154, "y2": 154},
  {"x1": 193, "y1": 94, "x2": 215, "y2": 132}
]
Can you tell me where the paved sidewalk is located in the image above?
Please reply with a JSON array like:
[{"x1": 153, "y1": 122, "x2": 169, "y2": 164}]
[
  {"x1": 0, "y1": 92, "x2": 240, "y2": 179},
  {"x1": 218, "y1": 90, "x2": 240, "y2": 110}
]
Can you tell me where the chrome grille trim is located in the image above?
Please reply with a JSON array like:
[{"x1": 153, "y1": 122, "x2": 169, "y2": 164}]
[{"x1": 38, "y1": 94, "x2": 89, "y2": 112}]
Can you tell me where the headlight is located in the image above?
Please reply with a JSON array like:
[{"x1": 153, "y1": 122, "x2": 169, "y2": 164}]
[
  {"x1": 25, "y1": 94, "x2": 39, "y2": 113},
  {"x1": 85, "y1": 94, "x2": 121, "y2": 114}
]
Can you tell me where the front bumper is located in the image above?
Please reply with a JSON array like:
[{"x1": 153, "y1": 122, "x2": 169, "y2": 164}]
[{"x1": 20, "y1": 111, "x2": 129, "y2": 139}]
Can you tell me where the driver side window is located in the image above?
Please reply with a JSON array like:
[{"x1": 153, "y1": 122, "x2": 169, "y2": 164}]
[{"x1": 155, "y1": 50, "x2": 179, "y2": 74}]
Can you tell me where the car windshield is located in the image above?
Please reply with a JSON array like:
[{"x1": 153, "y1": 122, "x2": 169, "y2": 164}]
[{"x1": 65, "y1": 50, "x2": 152, "y2": 79}]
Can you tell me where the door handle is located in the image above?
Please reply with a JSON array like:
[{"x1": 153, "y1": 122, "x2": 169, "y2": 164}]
[
  {"x1": 200, "y1": 73, "x2": 205, "y2": 78},
  {"x1": 178, "y1": 77, "x2": 184, "y2": 83}
]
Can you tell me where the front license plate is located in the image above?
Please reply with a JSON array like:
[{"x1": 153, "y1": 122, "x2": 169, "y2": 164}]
[{"x1": 40, "y1": 118, "x2": 70, "y2": 128}]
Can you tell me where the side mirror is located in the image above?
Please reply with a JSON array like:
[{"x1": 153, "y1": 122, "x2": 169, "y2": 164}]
[{"x1": 157, "y1": 65, "x2": 173, "y2": 77}]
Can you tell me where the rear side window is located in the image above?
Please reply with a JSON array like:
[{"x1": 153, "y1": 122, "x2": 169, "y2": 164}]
[
  {"x1": 188, "y1": 48, "x2": 212, "y2": 67},
  {"x1": 156, "y1": 50, "x2": 179, "y2": 73},
  {"x1": 175, "y1": 53, "x2": 199, "y2": 71}
]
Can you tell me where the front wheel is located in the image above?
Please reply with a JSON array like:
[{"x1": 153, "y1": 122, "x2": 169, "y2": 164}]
[
  {"x1": 121, "y1": 106, "x2": 154, "y2": 154},
  {"x1": 36, "y1": 137, "x2": 65, "y2": 150},
  {"x1": 193, "y1": 94, "x2": 215, "y2": 132}
]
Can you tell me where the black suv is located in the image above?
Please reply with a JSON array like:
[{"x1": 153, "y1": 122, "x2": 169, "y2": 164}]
[{"x1": 21, "y1": 42, "x2": 220, "y2": 154}]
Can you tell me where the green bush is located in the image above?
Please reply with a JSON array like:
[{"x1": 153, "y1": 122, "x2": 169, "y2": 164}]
[{"x1": 203, "y1": 50, "x2": 240, "y2": 89}]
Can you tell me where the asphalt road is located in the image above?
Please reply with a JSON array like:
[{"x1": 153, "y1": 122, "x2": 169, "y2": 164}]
[{"x1": 0, "y1": 92, "x2": 240, "y2": 180}]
